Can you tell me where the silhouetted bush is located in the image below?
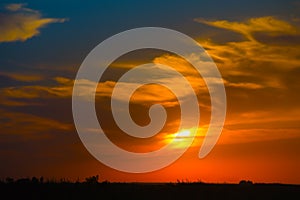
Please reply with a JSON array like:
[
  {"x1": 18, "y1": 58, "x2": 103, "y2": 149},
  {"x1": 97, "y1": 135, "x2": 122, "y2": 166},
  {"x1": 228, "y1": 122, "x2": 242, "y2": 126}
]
[
  {"x1": 5, "y1": 177, "x2": 14, "y2": 183},
  {"x1": 239, "y1": 180, "x2": 253, "y2": 186},
  {"x1": 0, "y1": 178, "x2": 299, "y2": 200},
  {"x1": 16, "y1": 178, "x2": 30, "y2": 184},
  {"x1": 84, "y1": 175, "x2": 99, "y2": 184},
  {"x1": 31, "y1": 177, "x2": 39, "y2": 184},
  {"x1": 39, "y1": 176, "x2": 44, "y2": 183}
]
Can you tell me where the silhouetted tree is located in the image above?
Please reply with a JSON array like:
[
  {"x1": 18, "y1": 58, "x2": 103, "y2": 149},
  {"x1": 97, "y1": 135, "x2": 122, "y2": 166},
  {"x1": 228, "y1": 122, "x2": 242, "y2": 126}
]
[
  {"x1": 239, "y1": 180, "x2": 253, "y2": 186},
  {"x1": 39, "y1": 176, "x2": 44, "y2": 183},
  {"x1": 5, "y1": 177, "x2": 14, "y2": 183},
  {"x1": 31, "y1": 177, "x2": 39, "y2": 184},
  {"x1": 16, "y1": 178, "x2": 30, "y2": 184},
  {"x1": 85, "y1": 175, "x2": 99, "y2": 184}
]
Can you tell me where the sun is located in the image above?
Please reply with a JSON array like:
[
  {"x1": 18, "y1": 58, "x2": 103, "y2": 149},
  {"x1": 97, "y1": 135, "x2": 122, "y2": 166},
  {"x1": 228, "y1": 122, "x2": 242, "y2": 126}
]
[
  {"x1": 176, "y1": 129, "x2": 192, "y2": 138},
  {"x1": 164, "y1": 128, "x2": 197, "y2": 149}
]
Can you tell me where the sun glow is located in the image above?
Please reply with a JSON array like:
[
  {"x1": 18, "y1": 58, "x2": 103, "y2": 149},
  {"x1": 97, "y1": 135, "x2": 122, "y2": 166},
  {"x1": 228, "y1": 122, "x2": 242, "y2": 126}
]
[
  {"x1": 175, "y1": 129, "x2": 193, "y2": 140},
  {"x1": 164, "y1": 128, "x2": 198, "y2": 149}
]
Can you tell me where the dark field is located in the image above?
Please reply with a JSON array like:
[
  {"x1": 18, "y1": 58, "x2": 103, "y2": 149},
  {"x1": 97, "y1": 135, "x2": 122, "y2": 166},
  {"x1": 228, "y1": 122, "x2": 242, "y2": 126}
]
[{"x1": 1, "y1": 181, "x2": 300, "y2": 200}]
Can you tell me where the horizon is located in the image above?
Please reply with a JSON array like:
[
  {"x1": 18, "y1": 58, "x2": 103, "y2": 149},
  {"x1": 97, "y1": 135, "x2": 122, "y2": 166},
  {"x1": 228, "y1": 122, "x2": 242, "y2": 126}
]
[{"x1": 1, "y1": 175, "x2": 299, "y2": 186}]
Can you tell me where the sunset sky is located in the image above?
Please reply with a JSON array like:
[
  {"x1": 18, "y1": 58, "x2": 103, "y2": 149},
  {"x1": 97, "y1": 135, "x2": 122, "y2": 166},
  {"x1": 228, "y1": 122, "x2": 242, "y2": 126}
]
[{"x1": 1, "y1": 0, "x2": 300, "y2": 184}]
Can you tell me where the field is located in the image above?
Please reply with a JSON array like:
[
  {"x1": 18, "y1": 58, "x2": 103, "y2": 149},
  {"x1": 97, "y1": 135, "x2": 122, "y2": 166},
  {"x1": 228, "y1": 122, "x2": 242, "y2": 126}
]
[{"x1": 1, "y1": 181, "x2": 300, "y2": 200}]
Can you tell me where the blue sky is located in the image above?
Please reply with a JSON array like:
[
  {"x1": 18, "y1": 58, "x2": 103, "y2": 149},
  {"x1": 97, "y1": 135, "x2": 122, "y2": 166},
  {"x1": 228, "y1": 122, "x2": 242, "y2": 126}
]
[{"x1": 1, "y1": 0, "x2": 298, "y2": 76}]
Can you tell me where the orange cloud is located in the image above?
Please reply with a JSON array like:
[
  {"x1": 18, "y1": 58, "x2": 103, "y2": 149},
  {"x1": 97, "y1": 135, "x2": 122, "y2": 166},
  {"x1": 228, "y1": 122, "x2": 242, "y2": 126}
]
[
  {"x1": 195, "y1": 16, "x2": 298, "y2": 41},
  {"x1": 0, "y1": 3, "x2": 67, "y2": 43},
  {"x1": 0, "y1": 71, "x2": 44, "y2": 82},
  {"x1": 194, "y1": 17, "x2": 300, "y2": 91},
  {"x1": 0, "y1": 109, "x2": 72, "y2": 140},
  {"x1": 153, "y1": 53, "x2": 266, "y2": 90},
  {"x1": 0, "y1": 76, "x2": 73, "y2": 102},
  {"x1": 1, "y1": 84, "x2": 71, "y2": 99},
  {"x1": 223, "y1": 80, "x2": 263, "y2": 89},
  {"x1": 190, "y1": 16, "x2": 300, "y2": 146}
]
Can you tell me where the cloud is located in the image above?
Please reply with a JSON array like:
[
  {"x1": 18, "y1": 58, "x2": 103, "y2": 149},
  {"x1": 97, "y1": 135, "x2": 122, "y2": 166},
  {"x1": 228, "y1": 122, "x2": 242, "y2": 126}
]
[
  {"x1": 0, "y1": 76, "x2": 74, "y2": 105},
  {"x1": 5, "y1": 3, "x2": 25, "y2": 11},
  {"x1": 0, "y1": 76, "x2": 118, "y2": 104},
  {"x1": 0, "y1": 109, "x2": 72, "y2": 140},
  {"x1": 191, "y1": 16, "x2": 300, "y2": 145},
  {"x1": 219, "y1": 108, "x2": 300, "y2": 144},
  {"x1": 153, "y1": 53, "x2": 264, "y2": 90},
  {"x1": 0, "y1": 71, "x2": 44, "y2": 82},
  {"x1": 0, "y1": 3, "x2": 67, "y2": 43},
  {"x1": 194, "y1": 16, "x2": 300, "y2": 90},
  {"x1": 153, "y1": 54, "x2": 198, "y2": 76},
  {"x1": 2, "y1": 13, "x2": 299, "y2": 146},
  {"x1": 195, "y1": 16, "x2": 298, "y2": 42},
  {"x1": 224, "y1": 80, "x2": 263, "y2": 89}
]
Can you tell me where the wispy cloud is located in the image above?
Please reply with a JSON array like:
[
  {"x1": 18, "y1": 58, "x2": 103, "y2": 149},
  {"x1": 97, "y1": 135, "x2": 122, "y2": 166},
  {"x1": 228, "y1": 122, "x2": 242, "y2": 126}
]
[
  {"x1": 195, "y1": 16, "x2": 298, "y2": 42},
  {"x1": 192, "y1": 16, "x2": 300, "y2": 144},
  {"x1": 0, "y1": 71, "x2": 44, "y2": 82},
  {"x1": 0, "y1": 109, "x2": 72, "y2": 140},
  {"x1": 2, "y1": 16, "x2": 299, "y2": 146},
  {"x1": 0, "y1": 75, "x2": 74, "y2": 110},
  {"x1": 153, "y1": 53, "x2": 265, "y2": 90},
  {"x1": 0, "y1": 3, "x2": 67, "y2": 43},
  {"x1": 194, "y1": 16, "x2": 300, "y2": 89}
]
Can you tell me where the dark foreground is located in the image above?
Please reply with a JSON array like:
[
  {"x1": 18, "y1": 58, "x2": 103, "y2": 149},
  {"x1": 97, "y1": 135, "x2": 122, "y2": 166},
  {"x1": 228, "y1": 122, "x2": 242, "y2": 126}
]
[{"x1": 1, "y1": 182, "x2": 300, "y2": 200}]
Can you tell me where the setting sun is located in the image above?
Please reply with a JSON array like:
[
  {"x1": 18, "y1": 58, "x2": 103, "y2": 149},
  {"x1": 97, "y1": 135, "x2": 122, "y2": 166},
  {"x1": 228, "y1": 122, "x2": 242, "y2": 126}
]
[
  {"x1": 163, "y1": 128, "x2": 198, "y2": 149},
  {"x1": 175, "y1": 129, "x2": 192, "y2": 139}
]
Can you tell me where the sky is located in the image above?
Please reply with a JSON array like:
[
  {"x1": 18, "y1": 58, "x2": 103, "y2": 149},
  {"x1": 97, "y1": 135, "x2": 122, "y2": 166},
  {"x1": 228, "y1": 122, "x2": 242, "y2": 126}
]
[{"x1": 1, "y1": 0, "x2": 300, "y2": 184}]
